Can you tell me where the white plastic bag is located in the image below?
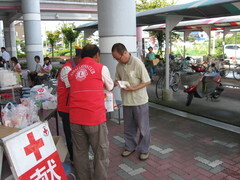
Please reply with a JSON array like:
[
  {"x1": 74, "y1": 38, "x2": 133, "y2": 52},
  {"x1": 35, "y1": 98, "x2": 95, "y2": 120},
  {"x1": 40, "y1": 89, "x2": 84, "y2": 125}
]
[
  {"x1": 104, "y1": 91, "x2": 116, "y2": 112},
  {"x1": 1, "y1": 102, "x2": 15, "y2": 127},
  {"x1": 30, "y1": 85, "x2": 56, "y2": 109},
  {"x1": 30, "y1": 85, "x2": 48, "y2": 96},
  {"x1": 26, "y1": 100, "x2": 40, "y2": 125},
  {"x1": 42, "y1": 97, "x2": 57, "y2": 110},
  {"x1": 1, "y1": 100, "x2": 40, "y2": 129},
  {"x1": 11, "y1": 104, "x2": 28, "y2": 129},
  {"x1": 0, "y1": 70, "x2": 18, "y2": 87}
]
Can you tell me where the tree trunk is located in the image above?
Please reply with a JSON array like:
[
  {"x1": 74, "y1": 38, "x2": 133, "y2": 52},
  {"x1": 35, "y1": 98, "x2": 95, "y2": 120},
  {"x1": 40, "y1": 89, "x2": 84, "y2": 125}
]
[
  {"x1": 51, "y1": 45, "x2": 54, "y2": 61},
  {"x1": 70, "y1": 42, "x2": 72, "y2": 60}
]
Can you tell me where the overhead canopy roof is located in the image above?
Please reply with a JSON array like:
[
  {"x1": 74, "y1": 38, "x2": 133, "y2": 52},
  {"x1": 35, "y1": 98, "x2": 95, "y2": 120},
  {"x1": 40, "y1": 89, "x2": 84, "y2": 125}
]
[
  {"x1": 137, "y1": 0, "x2": 240, "y2": 26},
  {"x1": 0, "y1": 0, "x2": 97, "y2": 22},
  {"x1": 74, "y1": 21, "x2": 98, "y2": 31},
  {"x1": 75, "y1": 0, "x2": 240, "y2": 31},
  {"x1": 143, "y1": 15, "x2": 240, "y2": 32}
]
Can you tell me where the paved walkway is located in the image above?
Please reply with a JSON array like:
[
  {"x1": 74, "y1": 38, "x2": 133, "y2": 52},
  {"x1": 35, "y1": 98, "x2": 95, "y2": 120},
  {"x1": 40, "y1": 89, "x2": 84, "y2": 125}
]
[
  {"x1": 147, "y1": 77, "x2": 240, "y2": 127},
  {"x1": 49, "y1": 104, "x2": 240, "y2": 180}
]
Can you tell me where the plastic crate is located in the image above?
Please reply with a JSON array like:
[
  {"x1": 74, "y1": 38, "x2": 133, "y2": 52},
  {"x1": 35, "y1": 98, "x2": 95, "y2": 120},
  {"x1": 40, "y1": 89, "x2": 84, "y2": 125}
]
[
  {"x1": 0, "y1": 88, "x2": 22, "y2": 105},
  {"x1": 180, "y1": 72, "x2": 201, "y2": 86}
]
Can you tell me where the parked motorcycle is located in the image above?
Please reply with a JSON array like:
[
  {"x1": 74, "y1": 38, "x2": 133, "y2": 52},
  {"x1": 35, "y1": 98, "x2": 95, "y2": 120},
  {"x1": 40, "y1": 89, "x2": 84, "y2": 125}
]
[{"x1": 181, "y1": 66, "x2": 224, "y2": 106}]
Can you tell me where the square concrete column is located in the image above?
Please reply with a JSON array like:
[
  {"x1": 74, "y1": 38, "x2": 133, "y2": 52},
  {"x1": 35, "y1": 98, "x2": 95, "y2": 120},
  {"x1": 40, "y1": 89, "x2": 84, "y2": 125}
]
[
  {"x1": 98, "y1": 0, "x2": 137, "y2": 101},
  {"x1": 22, "y1": 0, "x2": 43, "y2": 70}
]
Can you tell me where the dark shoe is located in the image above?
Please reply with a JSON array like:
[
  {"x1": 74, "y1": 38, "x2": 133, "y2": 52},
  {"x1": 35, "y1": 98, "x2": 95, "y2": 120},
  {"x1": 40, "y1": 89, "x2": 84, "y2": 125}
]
[
  {"x1": 139, "y1": 153, "x2": 149, "y2": 160},
  {"x1": 121, "y1": 150, "x2": 135, "y2": 157}
]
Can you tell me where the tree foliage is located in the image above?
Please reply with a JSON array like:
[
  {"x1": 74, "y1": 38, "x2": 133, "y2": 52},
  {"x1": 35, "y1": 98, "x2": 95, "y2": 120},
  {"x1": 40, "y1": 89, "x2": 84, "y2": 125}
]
[
  {"x1": 213, "y1": 33, "x2": 240, "y2": 58},
  {"x1": 16, "y1": 38, "x2": 26, "y2": 53},
  {"x1": 61, "y1": 23, "x2": 80, "y2": 59},
  {"x1": 46, "y1": 30, "x2": 61, "y2": 60},
  {"x1": 136, "y1": 0, "x2": 176, "y2": 12},
  {"x1": 136, "y1": 0, "x2": 177, "y2": 57}
]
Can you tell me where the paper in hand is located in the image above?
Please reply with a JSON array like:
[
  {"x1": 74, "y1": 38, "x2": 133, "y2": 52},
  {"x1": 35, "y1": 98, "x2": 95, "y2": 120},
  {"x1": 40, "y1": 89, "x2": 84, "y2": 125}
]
[{"x1": 117, "y1": 81, "x2": 130, "y2": 88}]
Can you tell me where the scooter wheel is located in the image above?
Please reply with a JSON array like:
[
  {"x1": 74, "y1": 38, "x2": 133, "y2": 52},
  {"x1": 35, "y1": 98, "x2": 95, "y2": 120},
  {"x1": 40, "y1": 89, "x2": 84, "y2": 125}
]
[
  {"x1": 212, "y1": 93, "x2": 220, "y2": 99},
  {"x1": 186, "y1": 92, "x2": 194, "y2": 106}
]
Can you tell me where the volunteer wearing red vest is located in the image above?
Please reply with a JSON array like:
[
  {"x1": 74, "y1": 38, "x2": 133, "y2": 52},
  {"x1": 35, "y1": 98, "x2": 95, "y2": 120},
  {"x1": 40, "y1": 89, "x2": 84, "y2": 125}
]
[
  {"x1": 57, "y1": 52, "x2": 81, "y2": 163},
  {"x1": 68, "y1": 44, "x2": 113, "y2": 180}
]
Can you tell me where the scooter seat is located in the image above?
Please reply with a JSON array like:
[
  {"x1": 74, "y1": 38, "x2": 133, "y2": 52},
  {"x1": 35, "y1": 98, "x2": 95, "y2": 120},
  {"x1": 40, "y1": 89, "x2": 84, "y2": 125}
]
[
  {"x1": 204, "y1": 72, "x2": 219, "y2": 77},
  {"x1": 203, "y1": 72, "x2": 221, "y2": 83}
]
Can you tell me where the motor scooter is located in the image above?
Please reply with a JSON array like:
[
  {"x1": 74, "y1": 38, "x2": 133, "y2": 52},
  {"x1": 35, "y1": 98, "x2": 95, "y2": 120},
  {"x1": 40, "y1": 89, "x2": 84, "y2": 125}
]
[{"x1": 181, "y1": 65, "x2": 224, "y2": 106}]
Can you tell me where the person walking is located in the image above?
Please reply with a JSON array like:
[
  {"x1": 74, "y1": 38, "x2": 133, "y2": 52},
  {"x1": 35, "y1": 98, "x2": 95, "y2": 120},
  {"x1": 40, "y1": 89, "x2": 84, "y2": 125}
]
[
  {"x1": 68, "y1": 44, "x2": 113, "y2": 180},
  {"x1": 1, "y1": 47, "x2": 10, "y2": 69},
  {"x1": 112, "y1": 43, "x2": 151, "y2": 161},
  {"x1": 57, "y1": 52, "x2": 81, "y2": 164},
  {"x1": 145, "y1": 46, "x2": 156, "y2": 80}
]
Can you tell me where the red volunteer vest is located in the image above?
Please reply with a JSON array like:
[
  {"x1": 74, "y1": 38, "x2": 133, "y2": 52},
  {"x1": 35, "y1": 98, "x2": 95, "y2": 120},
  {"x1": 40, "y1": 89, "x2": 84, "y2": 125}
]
[
  {"x1": 68, "y1": 57, "x2": 105, "y2": 126},
  {"x1": 57, "y1": 60, "x2": 73, "y2": 113}
]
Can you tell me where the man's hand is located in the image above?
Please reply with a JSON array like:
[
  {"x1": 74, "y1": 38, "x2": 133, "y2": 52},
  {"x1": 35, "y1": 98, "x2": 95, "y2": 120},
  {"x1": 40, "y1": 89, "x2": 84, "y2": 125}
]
[
  {"x1": 123, "y1": 85, "x2": 136, "y2": 91},
  {"x1": 123, "y1": 81, "x2": 151, "y2": 91},
  {"x1": 114, "y1": 80, "x2": 119, "y2": 87}
]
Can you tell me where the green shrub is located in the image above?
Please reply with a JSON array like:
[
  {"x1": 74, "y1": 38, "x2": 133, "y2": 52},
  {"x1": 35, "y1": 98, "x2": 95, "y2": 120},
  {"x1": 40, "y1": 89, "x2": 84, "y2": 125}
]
[
  {"x1": 20, "y1": 62, "x2": 27, "y2": 69},
  {"x1": 51, "y1": 57, "x2": 62, "y2": 62},
  {"x1": 52, "y1": 65, "x2": 61, "y2": 71},
  {"x1": 57, "y1": 49, "x2": 70, "y2": 56},
  {"x1": 17, "y1": 52, "x2": 26, "y2": 58}
]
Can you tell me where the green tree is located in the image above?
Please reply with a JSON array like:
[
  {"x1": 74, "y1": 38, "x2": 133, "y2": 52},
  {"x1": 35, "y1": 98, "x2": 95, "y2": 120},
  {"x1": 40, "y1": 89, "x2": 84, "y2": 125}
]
[
  {"x1": 211, "y1": 33, "x2": 240, "y2": 58},
  {"x1": 136, "y1": 0, "x2": 176, "y2": 12},
  {"x1": 61, "y1": 23, "x2": 80, "y2": 59},
  {"x1": 150, "y1": 31, "x2": 165, "y2": 55},
  {"x1": 46, "y1": 30, "x2": 61, "y2": 60},
  {"x1": 16, "y1": 39, "x2": 26, "y2": 58},
  {"x1": 16, "y1": 38, "x2": 26, "y2": 53},
  {"x1": 136, "y1": 0, "x2": 177, "y2": 57}
]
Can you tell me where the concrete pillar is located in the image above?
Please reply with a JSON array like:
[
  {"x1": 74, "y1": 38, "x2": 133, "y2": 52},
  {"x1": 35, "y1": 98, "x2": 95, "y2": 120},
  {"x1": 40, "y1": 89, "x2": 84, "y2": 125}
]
[
  {"x1": 22, "y1": 0, "x2": 43, "y2": 71},
  {"x1": 234, "y1": 31, "x2": 238, "y2": 59},
  {"x1": 223, "y1": 27, "x2": 231, "y2": 59},
  {"x1": 98, "y1": 0, "x2": 136, "y2": 101},
  {"x1": 202, "y1": 26, "x2": 211, "y2": 57},
  {"x1": 3, "y1": 21, "x2": 11, "y2": 56},
  {"x1": 10, "y1": 23, "x2": 17, "y2": 57},
  {"x1": 3, "y1": 22, "x2": 17, "y2": 58},
  {"x1": 0, "y1": 21, "x2": 4, "y2": 49},
  {"x1": 183, "y1": 30, "x2": 191, "y2": 58},
  {"x1": 136, "y1": 27, "x2": 143, "y2": 60},
  {"x1": 165, "y1": 15, "x2": 182, "y2": 101}
]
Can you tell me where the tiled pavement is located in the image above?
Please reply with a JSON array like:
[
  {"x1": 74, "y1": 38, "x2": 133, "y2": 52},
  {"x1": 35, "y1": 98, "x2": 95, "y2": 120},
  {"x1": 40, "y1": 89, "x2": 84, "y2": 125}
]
[{"x1": 48, "y1": 105, "x2": 240, "y2": 180}]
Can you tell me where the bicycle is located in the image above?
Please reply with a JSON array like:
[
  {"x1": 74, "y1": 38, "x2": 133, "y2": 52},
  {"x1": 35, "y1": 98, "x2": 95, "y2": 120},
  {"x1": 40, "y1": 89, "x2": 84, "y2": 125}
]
[
  {"x1": 233, "y1": 64, "x2": 240, "y2": 80},
  {"x1": 155, "y1": 64, "x2": 181, "y2": 99},
  {"x1": 212, "y1": 59, "x2": 231, "y2": 77}
]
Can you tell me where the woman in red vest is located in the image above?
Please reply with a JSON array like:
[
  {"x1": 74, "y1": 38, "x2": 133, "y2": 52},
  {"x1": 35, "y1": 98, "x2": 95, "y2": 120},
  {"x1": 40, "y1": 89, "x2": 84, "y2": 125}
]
[
  {"x1": 68, "y1": 44, "x2": 113, "y2": 180},
  {"x1": 57, "y1": 52, "x2": 81, "y2": 163}
]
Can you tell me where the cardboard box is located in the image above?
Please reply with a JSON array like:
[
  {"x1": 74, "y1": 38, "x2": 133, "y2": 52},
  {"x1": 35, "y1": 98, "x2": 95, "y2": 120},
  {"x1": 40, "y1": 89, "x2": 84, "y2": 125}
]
[
  {"x1": 53, "y1": 136, "x2": 68, "y2": 162},
  {"x1": 152, "y1": 58, "x2": 160, "y2": 66},
  {"x1": 0, "y1": 125, "x2": 19, "y2": 139}
]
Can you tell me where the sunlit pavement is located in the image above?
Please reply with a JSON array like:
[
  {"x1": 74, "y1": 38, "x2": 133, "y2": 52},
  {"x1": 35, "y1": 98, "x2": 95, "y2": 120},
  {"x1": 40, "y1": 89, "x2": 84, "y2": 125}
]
[
  {"x1": 18, "y1": 69, "x2": 240, "y2": 179},
  {"x1": 147, "y1": 76, "x2": 240, "y2": 127},
  {"x1": 47, "y1": 103, "x2": 240, "y2": 179}
]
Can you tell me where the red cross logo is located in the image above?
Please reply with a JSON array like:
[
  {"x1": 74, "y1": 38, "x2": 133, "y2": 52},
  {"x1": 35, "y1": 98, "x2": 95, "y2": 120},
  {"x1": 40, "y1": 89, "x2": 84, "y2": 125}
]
[
  {"x1": 24, "y1": 132, "x2": 44, "y2": 161},
  {"x1": 43, "y1": 127, "x2": 49, "y2": 136}
]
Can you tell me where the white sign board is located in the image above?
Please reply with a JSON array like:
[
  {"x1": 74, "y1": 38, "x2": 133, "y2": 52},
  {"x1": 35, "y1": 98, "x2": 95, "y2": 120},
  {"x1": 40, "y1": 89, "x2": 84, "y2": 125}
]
[{"x1": 2, "y1": 122, "x2": 67, "y2": 180}]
